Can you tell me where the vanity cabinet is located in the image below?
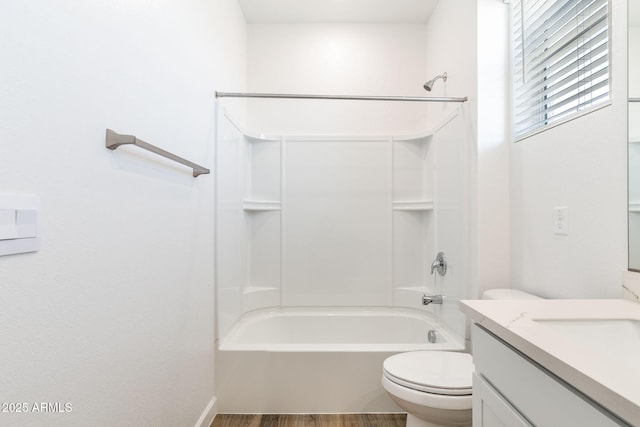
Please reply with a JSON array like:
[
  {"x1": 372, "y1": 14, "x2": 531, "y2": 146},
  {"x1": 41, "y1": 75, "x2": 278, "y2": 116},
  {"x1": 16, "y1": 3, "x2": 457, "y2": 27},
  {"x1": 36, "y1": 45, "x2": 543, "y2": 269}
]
[
  {"x1": 471, "y1": 324, "x2": 629, "y2": 427},
  {"x1": 473, "y1": 373, "x2": 532, "y2": 427}
]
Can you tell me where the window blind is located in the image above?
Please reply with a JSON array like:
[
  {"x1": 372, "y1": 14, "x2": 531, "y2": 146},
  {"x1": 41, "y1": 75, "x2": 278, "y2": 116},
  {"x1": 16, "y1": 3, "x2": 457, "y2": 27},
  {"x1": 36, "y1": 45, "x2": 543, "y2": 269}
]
[{"x1": 513, "y1": 0, "x2": 610, "y2": 139}]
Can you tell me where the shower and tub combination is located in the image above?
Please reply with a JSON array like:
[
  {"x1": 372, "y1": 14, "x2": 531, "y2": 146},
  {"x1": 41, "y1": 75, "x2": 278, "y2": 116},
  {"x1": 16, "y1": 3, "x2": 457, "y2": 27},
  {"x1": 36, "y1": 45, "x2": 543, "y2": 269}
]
[{"x1": 214, "y1": 85, "x2": 472, "y2": 413}]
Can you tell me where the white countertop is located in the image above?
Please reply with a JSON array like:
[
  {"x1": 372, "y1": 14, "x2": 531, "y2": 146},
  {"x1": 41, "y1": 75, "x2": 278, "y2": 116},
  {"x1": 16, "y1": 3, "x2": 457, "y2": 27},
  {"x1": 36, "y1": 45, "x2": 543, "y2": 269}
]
[{"x1": 460, "y1": 299, "x2": 640, "y2": 426}]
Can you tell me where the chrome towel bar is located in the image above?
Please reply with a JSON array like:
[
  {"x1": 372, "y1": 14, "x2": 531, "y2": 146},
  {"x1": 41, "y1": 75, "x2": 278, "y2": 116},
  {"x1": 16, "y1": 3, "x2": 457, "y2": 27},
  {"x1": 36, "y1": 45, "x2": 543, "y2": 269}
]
[{"x1": 105, "y1": 129, "x2": 210, "y2": 177}]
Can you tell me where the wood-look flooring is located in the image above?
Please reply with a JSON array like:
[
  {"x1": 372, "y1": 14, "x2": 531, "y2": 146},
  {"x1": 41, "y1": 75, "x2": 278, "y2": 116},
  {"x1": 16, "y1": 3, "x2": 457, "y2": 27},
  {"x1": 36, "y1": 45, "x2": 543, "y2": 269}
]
[{"x1": 210, "y1": 414, "x2": 406, "y2": 427}]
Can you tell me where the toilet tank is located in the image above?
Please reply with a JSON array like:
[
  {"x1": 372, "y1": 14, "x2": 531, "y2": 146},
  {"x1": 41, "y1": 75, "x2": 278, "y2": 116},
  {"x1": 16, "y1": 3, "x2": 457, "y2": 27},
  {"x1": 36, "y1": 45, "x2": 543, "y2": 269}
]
[{"x1": 481, "y1": 289, "x2": 542, "y2": 300}]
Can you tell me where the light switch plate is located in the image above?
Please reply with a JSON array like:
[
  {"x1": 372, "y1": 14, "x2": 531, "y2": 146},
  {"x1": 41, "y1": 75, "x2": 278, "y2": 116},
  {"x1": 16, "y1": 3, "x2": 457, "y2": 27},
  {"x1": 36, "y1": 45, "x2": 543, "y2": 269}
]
[{"x1": 0, "y1": 195, "x2": 40, "y2": 256}]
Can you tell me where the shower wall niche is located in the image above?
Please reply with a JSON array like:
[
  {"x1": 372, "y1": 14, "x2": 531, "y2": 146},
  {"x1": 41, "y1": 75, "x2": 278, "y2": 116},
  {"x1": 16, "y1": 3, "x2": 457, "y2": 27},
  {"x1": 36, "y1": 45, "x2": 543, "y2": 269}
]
[
  {"x1": 216, "y1": 107, "x2": 469, "y2": 341},
  {"x1": 242, "y1": 135, "x2": 282, "y2": 312},
  {"x1": 391, "y1": 135, "x2": 435, "y2": 306}
]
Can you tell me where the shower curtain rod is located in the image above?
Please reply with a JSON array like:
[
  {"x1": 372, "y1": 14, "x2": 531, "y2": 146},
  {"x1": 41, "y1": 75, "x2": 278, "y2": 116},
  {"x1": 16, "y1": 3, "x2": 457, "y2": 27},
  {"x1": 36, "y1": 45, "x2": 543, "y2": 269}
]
[{"x1": 215, "y1": 91, "x2": 468, "y2": 103}]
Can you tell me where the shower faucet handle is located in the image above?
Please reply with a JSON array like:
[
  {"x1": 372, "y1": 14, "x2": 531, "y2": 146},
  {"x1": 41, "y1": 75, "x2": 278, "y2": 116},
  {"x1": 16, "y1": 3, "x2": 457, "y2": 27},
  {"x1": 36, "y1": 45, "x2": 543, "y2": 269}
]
[{"x1": 430, "y1": 251, "x2": 447, "y2": 276}]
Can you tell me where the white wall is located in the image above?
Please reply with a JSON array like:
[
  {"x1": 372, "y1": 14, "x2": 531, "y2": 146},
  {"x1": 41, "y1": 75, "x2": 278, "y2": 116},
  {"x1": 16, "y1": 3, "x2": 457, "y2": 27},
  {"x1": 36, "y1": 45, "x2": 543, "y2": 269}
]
[
  {"x1": 245, "y1": 23, "x2": 430, "y2": 135},
  {"x1": 509, "y1": 0, "x2": 628, "y2": 298},
  {"x1": 423, "y1": 0, "x2": 477, "y2": 127},
  {"x1": 476, "y1": 0, "x2": 511, "y2": 297},
  {"x1": 629, "y1": 25, "x2": 640, "y2": 269},
  {"x1": 424, "y1": 0, "x2": 492, "y2": 304},
  {"x1": 425, "y1": 0, "x2": 627, "y2": 300},
  {"x1": 0, "y1": 1, "x2": 246, "y2": 426},
  {"x1": 423, "y1": 0, "x2": 514, "y2": 339}
]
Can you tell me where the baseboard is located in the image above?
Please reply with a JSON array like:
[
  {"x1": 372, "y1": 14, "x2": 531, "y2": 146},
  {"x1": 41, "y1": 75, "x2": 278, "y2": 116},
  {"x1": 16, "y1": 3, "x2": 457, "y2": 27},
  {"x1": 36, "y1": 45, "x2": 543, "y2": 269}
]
[{"x1": 194, "y1": 396, "x2": 217, "y2": 427}]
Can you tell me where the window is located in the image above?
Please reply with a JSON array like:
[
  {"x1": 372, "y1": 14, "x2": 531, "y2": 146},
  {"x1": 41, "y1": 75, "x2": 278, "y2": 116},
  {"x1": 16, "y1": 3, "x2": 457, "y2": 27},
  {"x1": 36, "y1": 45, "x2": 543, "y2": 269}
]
[{"x1": 512, "y1": 0, "x2": 610, "y2": 140}]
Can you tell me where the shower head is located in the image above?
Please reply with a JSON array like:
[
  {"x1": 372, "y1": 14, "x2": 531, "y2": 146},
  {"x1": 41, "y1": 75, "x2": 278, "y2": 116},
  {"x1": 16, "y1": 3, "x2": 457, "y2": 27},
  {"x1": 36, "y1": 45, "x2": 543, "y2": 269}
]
[{"x1": 423, "y1": 72, "x2": 448, "y2": 91}]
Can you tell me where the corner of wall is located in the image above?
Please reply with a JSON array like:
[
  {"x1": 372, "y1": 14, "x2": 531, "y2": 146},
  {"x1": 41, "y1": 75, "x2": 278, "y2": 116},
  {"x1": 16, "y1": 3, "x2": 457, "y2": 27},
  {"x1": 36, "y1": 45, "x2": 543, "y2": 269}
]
[{"x1": 194, "y1": 396, "x2": 218, "y2": 427}]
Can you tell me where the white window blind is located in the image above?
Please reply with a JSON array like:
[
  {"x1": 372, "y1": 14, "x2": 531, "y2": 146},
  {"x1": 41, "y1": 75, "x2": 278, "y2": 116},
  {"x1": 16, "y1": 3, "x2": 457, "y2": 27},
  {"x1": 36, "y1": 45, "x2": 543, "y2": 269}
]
[{"x1": 513, "y1": 0, "x2": 610, "y2": 140}]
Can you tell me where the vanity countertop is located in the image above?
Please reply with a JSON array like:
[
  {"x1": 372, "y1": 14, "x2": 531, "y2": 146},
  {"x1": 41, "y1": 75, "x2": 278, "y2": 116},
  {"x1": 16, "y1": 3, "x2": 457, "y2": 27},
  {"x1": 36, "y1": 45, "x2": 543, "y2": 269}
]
[{"x1": 460, "y1": 299, "x2": 640, "y2": 426}]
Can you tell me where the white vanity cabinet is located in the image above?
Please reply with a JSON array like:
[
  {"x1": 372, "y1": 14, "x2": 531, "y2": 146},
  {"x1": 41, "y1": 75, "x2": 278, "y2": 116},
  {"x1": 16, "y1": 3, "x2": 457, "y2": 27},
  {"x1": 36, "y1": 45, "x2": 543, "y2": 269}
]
[
  {"x1": 473, "y1": 373, "x2": 532, "y2": 427},
  {"x1": 471, "y1": 324, "x2": 630, "y2": 427}
]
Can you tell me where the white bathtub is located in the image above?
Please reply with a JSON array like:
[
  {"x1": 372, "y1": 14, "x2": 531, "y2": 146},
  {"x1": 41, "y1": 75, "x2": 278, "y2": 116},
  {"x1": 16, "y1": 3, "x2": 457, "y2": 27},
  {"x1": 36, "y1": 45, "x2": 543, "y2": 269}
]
[
  {"x1": 215, "y1": 307, "x2": 465, "y2": 413},
  {"x1": 219, "y1": 307, "x2": 464, "y2": 352}
]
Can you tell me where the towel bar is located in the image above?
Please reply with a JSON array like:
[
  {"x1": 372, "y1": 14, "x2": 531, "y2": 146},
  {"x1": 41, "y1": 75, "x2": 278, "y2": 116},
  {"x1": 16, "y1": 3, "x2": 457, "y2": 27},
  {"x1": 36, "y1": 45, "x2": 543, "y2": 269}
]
[{"x1": 106, "y1": 129, "x2": 210, "y2": 177}]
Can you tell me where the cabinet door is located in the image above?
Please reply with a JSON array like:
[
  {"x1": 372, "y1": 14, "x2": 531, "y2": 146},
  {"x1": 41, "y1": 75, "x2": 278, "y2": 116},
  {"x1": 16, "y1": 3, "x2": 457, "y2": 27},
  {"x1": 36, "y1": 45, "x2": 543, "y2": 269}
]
[{"x1": 473, "y1": 373, "x2": 532, "y2": 427}]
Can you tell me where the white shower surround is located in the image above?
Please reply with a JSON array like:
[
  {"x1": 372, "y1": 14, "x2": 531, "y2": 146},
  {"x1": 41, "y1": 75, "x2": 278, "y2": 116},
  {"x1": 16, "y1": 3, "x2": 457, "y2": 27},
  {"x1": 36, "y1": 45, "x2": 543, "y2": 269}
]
[
  {"x1": 216, "y1": 106, "x2": 470, "y2": 329},
  {"x1": 215, "y1": 102, "x2": 472, "y2": 412}
]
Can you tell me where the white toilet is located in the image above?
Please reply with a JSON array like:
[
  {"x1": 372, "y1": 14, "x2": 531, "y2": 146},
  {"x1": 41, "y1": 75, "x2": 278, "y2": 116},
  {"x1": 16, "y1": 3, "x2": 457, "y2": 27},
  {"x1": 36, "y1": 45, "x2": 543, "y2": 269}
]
[{"x1": 381, "y1": 289, "x2": 541, "y2": 427}]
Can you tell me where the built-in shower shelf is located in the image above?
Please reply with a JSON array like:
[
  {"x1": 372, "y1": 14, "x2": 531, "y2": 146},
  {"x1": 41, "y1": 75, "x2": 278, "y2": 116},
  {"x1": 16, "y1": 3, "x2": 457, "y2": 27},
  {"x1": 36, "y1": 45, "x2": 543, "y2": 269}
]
[
  {"x1": 243, "y1": 200, "x2": 282, "y2": 211},
  {"x1": 244, "y1": 286, "x2": 279, "y2": 294},
  {"x1": 629, "y1": 137, "x2": 640, "y2": 144},
  {"x1": 392, "y1": 200, "x2": 434, "y2": 211},
  {"x1": 243, "y1": 286, "x2": 280, "y2": 312},
  {"x1": 394, "y1": 285, "x2": 428, "y2": 291},
  {"x1": 393, "y1": 132, "x2": 434, "y2": 143},
  {"x1": 631, "y1": 202, "x2": 640, "y2": 213}
]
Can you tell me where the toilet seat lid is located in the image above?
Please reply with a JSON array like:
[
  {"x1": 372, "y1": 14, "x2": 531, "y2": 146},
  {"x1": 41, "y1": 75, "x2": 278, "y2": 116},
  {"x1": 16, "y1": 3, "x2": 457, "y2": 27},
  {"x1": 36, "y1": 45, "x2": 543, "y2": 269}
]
[{"x1": 383, "y1": 351, "x2": 473, "y2": 396}]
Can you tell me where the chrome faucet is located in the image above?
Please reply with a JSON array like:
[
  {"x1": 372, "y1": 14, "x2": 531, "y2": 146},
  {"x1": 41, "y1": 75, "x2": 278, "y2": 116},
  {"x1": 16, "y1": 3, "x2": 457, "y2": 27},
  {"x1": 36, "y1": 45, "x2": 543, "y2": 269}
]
[
  {"x1": 430, "y1": 251, "x2": 447, "y2": 276},
  {"x1": 422, "y1": 295, "x2": 443, "y2": 305}
]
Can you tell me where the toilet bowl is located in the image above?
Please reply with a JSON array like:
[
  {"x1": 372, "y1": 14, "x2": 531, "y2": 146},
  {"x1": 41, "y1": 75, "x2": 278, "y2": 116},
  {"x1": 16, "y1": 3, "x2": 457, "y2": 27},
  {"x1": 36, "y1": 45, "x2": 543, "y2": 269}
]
[
  {"x1": 382, "y1": 351, "x2": 473, "y2": 427},
  {"x1": 382, "y1": 289, "x2": 541, "y2": 427}
]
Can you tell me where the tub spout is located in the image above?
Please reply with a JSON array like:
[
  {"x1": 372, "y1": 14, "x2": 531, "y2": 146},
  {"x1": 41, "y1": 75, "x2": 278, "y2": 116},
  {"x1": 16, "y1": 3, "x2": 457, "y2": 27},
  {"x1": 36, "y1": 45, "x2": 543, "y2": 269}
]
[{"x1": 422, "y1": 295, "x2": 443, "y2": 305}]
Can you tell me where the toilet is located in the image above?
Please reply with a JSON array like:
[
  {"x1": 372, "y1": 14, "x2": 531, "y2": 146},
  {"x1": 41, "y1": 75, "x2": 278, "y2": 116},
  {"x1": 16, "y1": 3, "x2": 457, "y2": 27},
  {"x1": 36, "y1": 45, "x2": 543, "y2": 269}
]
[{"x1": 381, "y1": 289, "x2": 541, "y2": 427}]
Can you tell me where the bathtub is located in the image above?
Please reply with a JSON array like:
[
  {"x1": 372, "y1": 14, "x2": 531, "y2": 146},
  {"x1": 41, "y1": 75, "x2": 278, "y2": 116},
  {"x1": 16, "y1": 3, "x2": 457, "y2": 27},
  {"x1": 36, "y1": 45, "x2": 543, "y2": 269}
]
[
  {"x1": 219, "y1": 307, "x2": 463, "y2": 352},
  {"x1": 215, "y1": 307, "x2": 465, "y2": 413}
]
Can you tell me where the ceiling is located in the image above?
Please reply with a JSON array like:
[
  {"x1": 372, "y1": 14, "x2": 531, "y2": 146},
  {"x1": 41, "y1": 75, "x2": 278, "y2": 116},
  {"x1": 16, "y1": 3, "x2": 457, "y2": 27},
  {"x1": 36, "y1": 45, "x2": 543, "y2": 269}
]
[{"x1": 238, "y1": 0, "x2": 440, "y2": 24}]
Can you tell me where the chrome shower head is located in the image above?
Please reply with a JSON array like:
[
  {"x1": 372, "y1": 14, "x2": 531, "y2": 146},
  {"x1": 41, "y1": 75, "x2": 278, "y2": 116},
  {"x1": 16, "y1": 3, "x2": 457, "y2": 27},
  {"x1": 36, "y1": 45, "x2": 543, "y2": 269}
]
[{"x1": 423, "y1": 72, "x2": 448, "y2": 91}]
